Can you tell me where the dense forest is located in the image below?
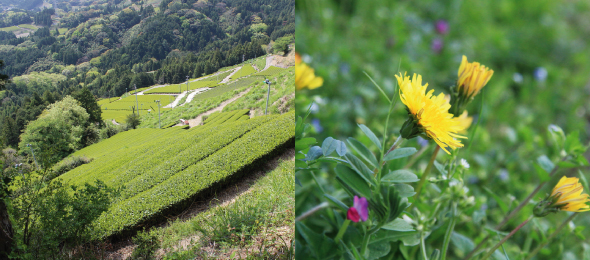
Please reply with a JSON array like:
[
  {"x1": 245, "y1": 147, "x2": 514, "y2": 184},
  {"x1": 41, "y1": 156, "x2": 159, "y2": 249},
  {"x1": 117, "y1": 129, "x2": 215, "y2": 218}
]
[{"x1": 0, "y1": 0, "x2": 294, "y2": 150}]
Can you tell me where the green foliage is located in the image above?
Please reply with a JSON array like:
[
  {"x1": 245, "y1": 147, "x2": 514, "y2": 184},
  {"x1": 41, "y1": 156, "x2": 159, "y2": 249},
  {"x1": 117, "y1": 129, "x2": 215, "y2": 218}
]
[
  {"x1": 54, "y1": 111, "x2": 294, "y2": 239},
  {"x1": 231, "y1": 64, "x2": 257, "y2": 79},
  {"x1": 74, "y1": 87, "x2": 103, "y2": 126},
  {"x1": 131, "y1": 229, "x2": 160, "y2": 260},
  {"x1": 273, "y1": 34, "x2": 293, "y2": 55},
  {"x1": 18, "y1": 96, "x2": 90, "y2": 164},
  {"x1": 126, "y1": 113, "x2": 141, "y2": 130}
]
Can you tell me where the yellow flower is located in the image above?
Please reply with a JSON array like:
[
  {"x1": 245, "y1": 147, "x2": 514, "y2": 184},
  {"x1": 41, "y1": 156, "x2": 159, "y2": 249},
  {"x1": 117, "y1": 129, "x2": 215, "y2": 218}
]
[
  {"x1": 396, "y1": 72, "x2": 465, "y2": 154},
  {"x1": 550, "y1": 176, "x2": 590, "y2": 212},
  {"x1": 457, "y1": 55, "x2": 494, "y2": 100},
  {"x1": 295, "y1": 53, "x2": 323, "y2": 90},
  {"x1": 456, "y1": 110, "x2": 473, "y2": 134}
]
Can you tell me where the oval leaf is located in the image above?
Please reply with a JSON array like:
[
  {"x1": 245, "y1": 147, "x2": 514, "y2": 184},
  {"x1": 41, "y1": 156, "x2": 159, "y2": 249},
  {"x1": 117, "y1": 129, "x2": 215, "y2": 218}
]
[
  {"x1": 335, "y1": 164, "x2": 372, "y2": 198},
  {"x1": 305, "y1": 146, "x2": 323, "y2": 161},
  {"x1": 382, "y1": 169, "x2": 419, "y2": 183},
  {"x1": 383, "y1": 147, "x2": 417, "y2": 161},
  {"x1": 382, "y1": 218, "x2": 414, "y2": 232},
  {"x1": 345, "y1": 153, "x2": 376, "y2": 186},
  {"x1": 347, "y1": 137, "x2": 379, "y2": 169},
  {"x1": 358, "y1": 124, "x2": 382, "y2": 150},
  {"x1": 321, "y1": 137, "x2": 337, "y2": 156}
]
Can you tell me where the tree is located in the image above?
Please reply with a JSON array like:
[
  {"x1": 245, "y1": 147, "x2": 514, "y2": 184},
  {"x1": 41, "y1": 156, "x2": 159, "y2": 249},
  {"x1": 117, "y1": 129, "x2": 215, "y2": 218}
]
[
  {"x1": 1, "y1": 117, "x2": 18, "y2": 148},
  {"x1": 73, "y1": 87, "x2": 102, "y2": 126},
  {"x1": 18, "y1": 96, "x2": 90, "y2": 165},
  {"x1": 0, "y1": 61, "x2": 9, "y2": 91},
  {"x1": 125, "y1": 113, "x2": 141, "y2": 130}
]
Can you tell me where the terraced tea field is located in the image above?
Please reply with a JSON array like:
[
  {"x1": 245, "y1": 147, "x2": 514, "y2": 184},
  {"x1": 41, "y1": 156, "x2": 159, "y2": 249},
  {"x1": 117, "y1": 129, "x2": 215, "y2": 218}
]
[{"x1": 56, "y1": 110, "x2": 294, "y2": 239}]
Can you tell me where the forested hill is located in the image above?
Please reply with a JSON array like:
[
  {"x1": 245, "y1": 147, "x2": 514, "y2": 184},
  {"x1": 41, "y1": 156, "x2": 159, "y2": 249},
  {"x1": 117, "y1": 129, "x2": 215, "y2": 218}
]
[{"x1": 0, "y1": 0, "x2": 293, "y2": 148}]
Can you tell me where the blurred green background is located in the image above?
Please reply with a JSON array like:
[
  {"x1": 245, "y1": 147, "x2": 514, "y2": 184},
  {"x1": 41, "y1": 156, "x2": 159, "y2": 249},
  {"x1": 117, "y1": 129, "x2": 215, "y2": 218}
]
[{"x1": 295, "y1": 0, "x2": 590, "y2": 259}]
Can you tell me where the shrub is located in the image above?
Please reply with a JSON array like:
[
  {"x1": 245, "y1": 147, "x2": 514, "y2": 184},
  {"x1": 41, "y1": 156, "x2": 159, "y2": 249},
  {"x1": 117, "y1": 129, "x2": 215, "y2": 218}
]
[{"x1": 131, "y1": 229, "x2": 159, "y2": 260}]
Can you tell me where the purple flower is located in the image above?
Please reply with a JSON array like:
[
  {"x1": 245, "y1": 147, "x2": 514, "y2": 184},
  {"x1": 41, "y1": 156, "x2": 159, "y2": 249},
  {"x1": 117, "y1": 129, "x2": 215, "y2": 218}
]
[
  {"x1": 432, "y1": 38, "x2": 443, "y2": 54},
  {"x1": 311, "y1": 119, "x2": 323, "y2": 133},
  {"x1": 533, "y1": 67, "x2": 548, "y2": 82},
  {"x1": 435, "y1": 20, "x2": 449, "y2": 35},
  {"x1": 347, "y1": 196, "x2": 369, "y2": 222}
]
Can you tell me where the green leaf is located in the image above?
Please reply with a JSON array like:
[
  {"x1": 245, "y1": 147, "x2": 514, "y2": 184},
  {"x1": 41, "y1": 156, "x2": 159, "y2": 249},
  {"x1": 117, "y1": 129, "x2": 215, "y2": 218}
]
[
  {"x1": 335, "y1": 164, "x2": 372, "y2": 198},
  {"x1": 295, "y1": 152, "x2": 306, "y2": 160},
  {"x1": 296, "y1": 137, "x2": 316, "y2": 151},
  {"x1": 382, "y1": 169, "x2": 419, "y2": 183},
  {"x1": 482, "y1": 186, "x2": 508, "y2": 214},
  {"x1": 370, "y1": 229, "x2": 417, "y2": 244},
  {"x1": 557, "y1": 161, "x2": 578, "y2": 168},
  {"x1": 347, "y1": 137, "x2": 379, "y2": 169},
  {"x1": 296, "y1": 222, "x2": 338, "y2": 259},
  {"x1": 305, "y1": 146, "x2": 323, "y2": 161},
  {"x1": 382, "y1": 218, "x2": 414, "y2": 232},
  {"x1": 394, "y1": 183, "x2": 416, "y2": 198},
  {"x1": 383, "y1": 147, "x2": 417, "y2": 161},
  {"x1": 336, "y1": 140, "x2": 348, "y2": 156},
  {"x1": 533, "y1": 164, "x2": 550, "y2": 182},
  {"x1": 295, "y1": 159, "x2": 307, "y2": 168},
  {"x1": 451, "y1": 231, "x2": 474, "y2": 256},
  {"x1": 565, "y1": 130, "x2": 586, "y2": 156},
  {"x1": 537, "y1": 155, "x2": 555, "y2": 173},
  {"x1": 321, "y1": 137, "x2": 337, "y2": 156},
  {"x1": 367, "y1": 239, "x2": 391, "y2": 260},
  {"x1": 358, "y1": 124, "x2": 382, "y2": 150},
  {"x1": 345, "y1": 153, "x2": 376, "y2": 186},
  {"x1": 324, "y1": 194, "x2": 349, "y2": 212},
  {"x1": 434, "y1": 160, "x2": 447, "y2": 176}
]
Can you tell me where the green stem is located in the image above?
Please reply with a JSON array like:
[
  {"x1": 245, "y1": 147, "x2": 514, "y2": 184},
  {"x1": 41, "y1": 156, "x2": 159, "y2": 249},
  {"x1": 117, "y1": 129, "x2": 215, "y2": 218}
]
[
  {"x1": 441, "y1": 203, "x2": 457, "y2": 260},
  {"x1": 360, "y1": 229, "x2": 370, "y2": 257},
  {"x1": 524, "y1": 213, "x2": 577, "y2": 260},
  {"x1": 411, "y1": 145, "x2": 440, "y2": 210},
  {"x1": 480, "y1": 217, "x2": 532, "y2": 260},
  {"x1": 334, "y1": 219, "x2": 351, "y2": 243},
  {"x1": 463, "y1": 157, "x2": 566, "y2": 260},
  {"x1": 467, "y1": 89, "x2": 484, "y2": 153},
  {"x1": 421, "y1": 231, "x2": 429, "y2": 260},
  {"x1": 310, "y1": 170, "x2": 325, "y2": 194},
  {"x1": 295, "y1": 202, "x2": 329, "y2": 222}
]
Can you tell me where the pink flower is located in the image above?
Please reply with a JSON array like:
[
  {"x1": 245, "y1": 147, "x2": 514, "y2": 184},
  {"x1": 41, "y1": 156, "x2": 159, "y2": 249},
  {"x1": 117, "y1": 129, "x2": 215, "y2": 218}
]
[
  {"x1": 347, "y1": 196, "x2": 369, "y2": 222},
  {"x1": 432, "y1": 38, "x2": 443, "y2": 54},
  {"x1": 435, "y1": 20, "x2": 449, "y2": 35}
]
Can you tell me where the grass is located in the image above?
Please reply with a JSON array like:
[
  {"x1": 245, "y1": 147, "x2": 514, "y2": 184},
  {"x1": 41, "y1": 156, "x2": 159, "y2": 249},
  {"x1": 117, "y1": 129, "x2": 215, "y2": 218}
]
[
  {"x1": 17, "y1": 24, "x2": 37, "y2": 30},
  {"x1": 252, "y1": 56, "x2": 267, "y2": 71},
  {"x1": 157, "y1": 159, "x2": 295, "y2": 259},
  {"x1": 224, "y1": 67, "x2": 294, "y2": 116},
  {"x1": 58, "y1": 28, "x2": 67, "y2": 34},
  {"x1": 0, "y1": 26, "x2": 19, "y2": 32},
  {"x1": 231, "y1": 64, "x2": 257, "y2": 79}
]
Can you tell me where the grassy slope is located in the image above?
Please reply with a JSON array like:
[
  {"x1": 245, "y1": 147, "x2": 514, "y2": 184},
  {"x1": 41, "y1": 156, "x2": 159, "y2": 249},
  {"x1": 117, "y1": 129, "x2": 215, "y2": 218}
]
[
  {"x1": 223, "y1": 67, "x2": 294, "y2": 116},
  {"x1": 157, "y1": 159, "x2": 294, "y2": 259}
]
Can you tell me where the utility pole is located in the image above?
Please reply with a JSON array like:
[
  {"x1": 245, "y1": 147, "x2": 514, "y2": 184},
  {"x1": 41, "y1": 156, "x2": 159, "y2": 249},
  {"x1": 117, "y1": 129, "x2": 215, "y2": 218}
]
[
  {"x1": 186, "y1": 75, "x2": 189, "y2": 93},
  {"x1": 155, "y1": 100, "x2": 161, "y2": 129},
  {"x1": 264, "y1": 78, "x2": 271, "y2": 115},
  {"x1": 26, "y1": 144, "x2": 38, "y2": 169},
  {"x1": 134, "y1": 84, "x2": 138, "y2": 116}
]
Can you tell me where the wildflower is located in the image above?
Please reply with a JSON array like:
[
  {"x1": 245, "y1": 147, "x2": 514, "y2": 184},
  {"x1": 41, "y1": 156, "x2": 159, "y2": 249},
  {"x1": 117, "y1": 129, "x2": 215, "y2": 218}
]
[
  {"x1": 432, "y1": 38, "x2": 443, "y2": 54},
  {"x1": 396, "y1": 72, "x2": 465, "y2": 154},
  {"x1": 456, "y1": 110, "x2": 473, "y2": 134},
  {"x1": 295, "y1": 53, "x2": 323, "y2": 90},
  {"x1": 435, "y1": 20, "x2": 449, "y2": 35},
  {"x1": 347, "y1": 196, "x2": 368, "y2": 222},
  {"x1": 534, "y1": 176, "x2": 590, "y2": 217},
  {"x1": 534, "y1": 67, "x2": 548, "y2": 82},
  {"x1": 460, "y1": 158, "x2": 470, "y2": 169},
  {"x1": 457, "y1": 55, "x2": 494, "y2": 100}
]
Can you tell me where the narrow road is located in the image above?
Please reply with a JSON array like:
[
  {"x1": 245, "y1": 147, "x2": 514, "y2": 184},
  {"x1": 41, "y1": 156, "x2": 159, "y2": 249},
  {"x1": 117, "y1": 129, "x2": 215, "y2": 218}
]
[
  {"x1": 187, "y1": 87, "x2": 252, "y2": 128},
  {"x1": 180, "y1": 88, "x2": 212, "y2": 106},
  {"x1": 220, "y1": 66, "x2": 242, "y2": 84}
]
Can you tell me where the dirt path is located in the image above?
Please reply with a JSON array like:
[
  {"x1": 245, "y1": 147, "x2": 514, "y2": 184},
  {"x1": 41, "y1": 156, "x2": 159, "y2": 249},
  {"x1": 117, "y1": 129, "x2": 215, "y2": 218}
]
[
  {"x1": 181, "y1": 87, "x2": 212, "y2": 106},
  {"x1": 263, "y1": 55, "x2": 274, "y2": 71},
  {"x1": 220, "y1": 66, "x2": 241, "y2": 84},
  {"x1": 186, "y1": 87, "x2": 252, "y2": 128},
  {"x1": 112, "y1": 119, "x2": 120, "y2": 125}
]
